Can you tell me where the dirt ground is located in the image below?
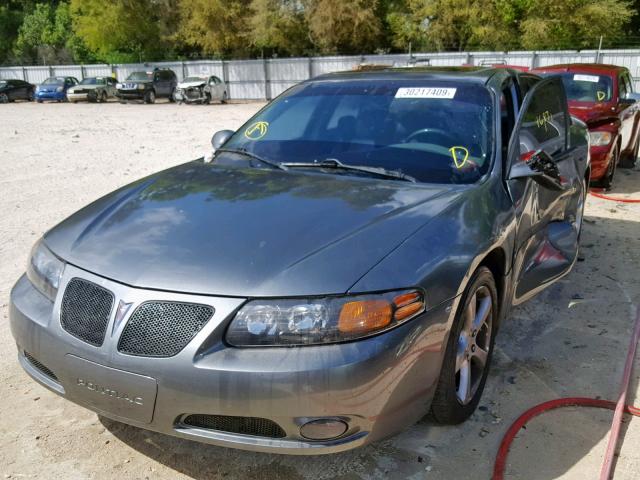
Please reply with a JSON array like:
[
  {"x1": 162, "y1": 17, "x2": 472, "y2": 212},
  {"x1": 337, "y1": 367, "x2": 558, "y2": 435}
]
[{"x1": 0, "y1": 100, "x2": 639, "y2": 480}]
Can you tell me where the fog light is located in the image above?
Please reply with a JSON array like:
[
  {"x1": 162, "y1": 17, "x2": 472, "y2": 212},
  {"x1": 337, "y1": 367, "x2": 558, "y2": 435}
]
[{"x1": 299, "y1": 419, "x2": 348, "y2": 440}]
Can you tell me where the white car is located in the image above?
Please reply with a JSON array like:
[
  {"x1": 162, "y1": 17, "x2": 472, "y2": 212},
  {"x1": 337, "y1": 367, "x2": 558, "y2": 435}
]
[{"x1": 173, "y1": 75, "x2": 228, "y2": 104}]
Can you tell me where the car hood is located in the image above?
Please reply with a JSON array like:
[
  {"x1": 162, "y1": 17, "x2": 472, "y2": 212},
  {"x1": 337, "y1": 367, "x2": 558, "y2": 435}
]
[
  {"x1": 44, "y1": 161, "x2": 464, "y2": 297},
  {"x1": 39, "y1": 84, "x2": 63, "y2": 92},
  {"x1": 178, "y1": 81, "x2": 206, "y2": 88},
  {"x1": 568, "y1": 102, "x2": 618, "y2": 126},
  {"x1": 71, "y1": 84, "x2": 101, "y2": 91}
]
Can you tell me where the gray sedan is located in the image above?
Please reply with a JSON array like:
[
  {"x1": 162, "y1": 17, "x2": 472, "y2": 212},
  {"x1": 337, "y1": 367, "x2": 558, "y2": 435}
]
[{"x1": 10, "y1": 67, "x2": 589, "y2": 454}]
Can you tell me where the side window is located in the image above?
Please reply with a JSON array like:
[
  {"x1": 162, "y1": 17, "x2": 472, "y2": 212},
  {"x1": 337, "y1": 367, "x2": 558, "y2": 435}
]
[
  {"x1": 519, "y1": 79, "x2": 567, "y2": 157},
  {"x1": 518, "y1": 75, "x2": 539, "y2": 100},
  {"x1": 618, "y1": 74, "x2": 628, "y2": 100},
  {"x1": 154, "y1": 72, "x2": 161, "y2": 82},
  {"x1": 500, "y1": 85, "x2": 515, "y2": 158},
  {"x1": 625, "y1": 73, "x2": 634, "y2": 94},
  {"x1": 212, "y1": 76, "x2": 221, "y2": 84}
]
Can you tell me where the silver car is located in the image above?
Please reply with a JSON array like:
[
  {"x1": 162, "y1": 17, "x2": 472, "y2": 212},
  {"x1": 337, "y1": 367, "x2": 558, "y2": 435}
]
[
  {"x1": 67, "y1": 76, "x2": 118, "y2": 103},
  {"x1": 173, "y1": 75, "x2": 228, "y2": 104},
  {"x1": 10, "y1": 68, "x2": 588, "y2": 455}
]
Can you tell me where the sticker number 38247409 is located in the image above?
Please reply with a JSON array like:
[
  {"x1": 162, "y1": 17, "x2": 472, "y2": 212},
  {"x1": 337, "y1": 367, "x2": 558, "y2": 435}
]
[{"x1": 395, "y1": 87, "x2": 457, "y2": 99}]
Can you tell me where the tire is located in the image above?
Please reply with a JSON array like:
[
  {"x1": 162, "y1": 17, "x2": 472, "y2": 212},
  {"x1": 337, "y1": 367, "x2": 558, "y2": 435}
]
[
  {"x1": 144, "y1": 90, "x2": 156, "y2": 104},
  {"x1": 100, "y1": 91, "x2": 107, "y2": 103},
  {"x1": 599, "y1": 144, "x2": 618, "y2": 189},
  {"x1": 221, "y1": 91, "x2": 228, "y2": 104},
  {"x1": 37, "y1": 99, "x2": 43, "y2": 104},
  {"x1": 168, "y1": 89, "x2": 175, "y2": 103},
  {"x1": 0, "y1": 93, "x2": 8, "y2": 104},
  {"x1": 204, "y1": 92, "x2": 211, "y2": 105},
  {"x1": 619, "y1": 134, "x2": 639, "y2": 168},
  {"x1": 28, "y1": 89, "x2": 34, "y2": 101},
  {"x1": 430, "y1": 266, "x2": 498, "y2": 424}
]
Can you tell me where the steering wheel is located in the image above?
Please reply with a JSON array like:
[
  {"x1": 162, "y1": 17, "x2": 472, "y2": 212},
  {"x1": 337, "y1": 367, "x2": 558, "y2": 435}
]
[{"x1": 404, "y1": 128, "x2": 457, "y2": 145}]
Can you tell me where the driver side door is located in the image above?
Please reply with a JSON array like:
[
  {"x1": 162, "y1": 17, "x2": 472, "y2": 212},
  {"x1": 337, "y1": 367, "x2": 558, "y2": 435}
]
[{"x1": 507, "y1": 77, "x2": 585, "y2": 304}]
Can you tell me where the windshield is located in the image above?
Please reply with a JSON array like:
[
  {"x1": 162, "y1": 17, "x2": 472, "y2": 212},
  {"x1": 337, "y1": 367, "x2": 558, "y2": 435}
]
[
  {"x1": 0, "y1": 81, "x2": 6, "y2": 87},
  {"x1": 184, "y1": 76, "x2": 206, "y2": 82},
  {"x1": 222, "y1": 80, "x2": 494, "y2": 184},
  {"x1": 42, "y1": 77, "x2": 64, "y2": 85},
  {"x1": 555, "y1": 72, "x2": 613, "y2": 102},
  {"x1": 80, "y1": 77, "x2": 106, "y2": 85},
  {"x1": 126, "y1": 72, "x2": 153, "y2": 81}
]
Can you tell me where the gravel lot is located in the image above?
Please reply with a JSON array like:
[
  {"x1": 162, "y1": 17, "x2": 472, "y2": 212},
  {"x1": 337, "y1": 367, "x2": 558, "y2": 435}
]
[{"x1": 1, "y1": 100, "x2": 639, "y2": 480}]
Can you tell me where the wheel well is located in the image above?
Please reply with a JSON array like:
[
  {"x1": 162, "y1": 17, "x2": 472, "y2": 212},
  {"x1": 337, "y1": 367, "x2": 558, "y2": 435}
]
[{"x1": 478, "y1": 248, "x2": 507, "y2": 321}]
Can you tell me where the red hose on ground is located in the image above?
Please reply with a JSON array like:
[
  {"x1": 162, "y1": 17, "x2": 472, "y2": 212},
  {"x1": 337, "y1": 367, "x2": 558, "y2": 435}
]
[
  {"x1": 493, "y1": 307, "x2": 640, "y2": 480},
  {"x1": 589, "y1": 188, "x2": 640, "y2": 203}
]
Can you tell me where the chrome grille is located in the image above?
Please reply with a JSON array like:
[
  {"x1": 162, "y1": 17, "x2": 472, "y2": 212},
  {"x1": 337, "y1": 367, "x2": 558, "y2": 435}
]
[
  {"x1": 24, "y1": 351, "x2": 59, "y2": 382},
  {"x1": 182, "y1": 414, "x2": 286, "y2": 438},
  {"x1": 61, "y1": 278, "x2": 114, "y2": 346},
  {"x1": 118, "y1": 302, "x2": 214, "y2": 357}
]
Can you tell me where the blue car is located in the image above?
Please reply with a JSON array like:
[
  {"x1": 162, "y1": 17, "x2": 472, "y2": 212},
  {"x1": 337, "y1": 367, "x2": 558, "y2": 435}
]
[{"x1": 35, "y1": 76, "x2": 79, "y2": 103}]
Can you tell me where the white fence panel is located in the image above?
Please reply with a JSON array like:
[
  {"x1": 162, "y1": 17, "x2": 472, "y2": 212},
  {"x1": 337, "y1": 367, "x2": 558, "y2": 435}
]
[
  {"x1": 4, "y1": 48, "x2": 640, "y2": 98},
  {"x1": 23, "y1": 66, "x2": 50, "y2": 84},
  {"x1": 84, "y1": 65, "x2": 114, "y2": 78}
]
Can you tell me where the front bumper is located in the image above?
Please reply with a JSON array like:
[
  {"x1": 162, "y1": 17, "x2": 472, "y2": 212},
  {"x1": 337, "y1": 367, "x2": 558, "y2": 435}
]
[
  {"x1": 116, "y1": 90, "x2": 145, "y2": 100},
  {"x1": 10, "y1": 265, "x2": 452, "y2": 454},
  {"x1": 174, "y1": 88, "x2": 206, "y2": 103},
  {"x1": 35, "y1": 91, "x2": 65, "y2": 101},
  {"x1": 589, "y1": 143, "x2": 615, "y2": 181},
  {"x1": 67, "y1": 92, "x2": 90, "y2": 102}
]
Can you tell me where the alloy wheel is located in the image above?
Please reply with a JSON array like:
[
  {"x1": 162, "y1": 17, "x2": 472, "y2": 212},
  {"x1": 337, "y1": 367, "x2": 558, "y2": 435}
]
[{"x1": 455, "y1": 285, "x2": 493, "y2": 405}]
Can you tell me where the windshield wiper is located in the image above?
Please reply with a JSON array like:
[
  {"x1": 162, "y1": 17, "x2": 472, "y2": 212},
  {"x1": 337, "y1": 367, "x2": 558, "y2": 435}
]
[
  {"x1": 216, "y1": 147, "x2": 288, "y2": 171},
  {"x1": 281, "y1": 158, "x2": 416, "y2": 183}
]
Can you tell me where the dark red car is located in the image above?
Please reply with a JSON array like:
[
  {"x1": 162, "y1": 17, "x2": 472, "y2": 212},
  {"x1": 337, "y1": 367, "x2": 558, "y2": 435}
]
[{"x1": 532, "y1": 63, "x2": 640, "y2": 187}]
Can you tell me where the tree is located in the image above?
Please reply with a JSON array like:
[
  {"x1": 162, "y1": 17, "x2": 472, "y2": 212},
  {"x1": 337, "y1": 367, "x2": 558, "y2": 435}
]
[
  {"x1": 247, "y1": 0, "x2": 311, "y2": 56},
  {"x1": 387, "y1": 0, "x2": 514, "y2": 52},
  {"x1": 71, "y1": 0, "x2": 173, "y2": 63},
  {"x1": 14, "y1": 1, "x2": 91, "y2": 64},
  {"x1": 519, "y1": 0, "x2": 633, "y2": 50},
  {"x1": 305, "y1": 0, "x2": 384, "y2": 54},
  {"x1": 177, "y1": 0, "x2": 251, "y2": 58}
]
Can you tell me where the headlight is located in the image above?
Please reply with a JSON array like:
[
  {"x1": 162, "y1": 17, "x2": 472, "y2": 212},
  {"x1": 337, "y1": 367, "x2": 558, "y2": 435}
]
[
  {"x1": 35, "y1": 86, "x2": 41, "y2": 92},
  {"x1": 137, "y1": 84, "x2": 145, "y2": 90},
  {"x1": 56, "y1": 86, "x2": 63, "y2": 92},
  {"x1": 589, "y1": 131, "x2": 612, "y2": 147},
  {"x1": 116, "y1": 83, "x2": 123, "y2": 89},
  {"x1": 26, "y1": 239, "x2": 64, "y2": 301},
  {"x1": 226, "y1": 290, "x2": 425, "y2": 347}
]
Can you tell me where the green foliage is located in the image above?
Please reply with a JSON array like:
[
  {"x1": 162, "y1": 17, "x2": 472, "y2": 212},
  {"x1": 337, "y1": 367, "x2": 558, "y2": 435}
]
[
  {"x1": 0, "y1": 0, "x2": 638, "y2": 65},
  {"x1": 520, "y1": 0, "x2": 634, "y2": 50},
  {"x1": 71, "y1": 0, "x2": 173, "y2": 63},
  {"x1": 247, "y1": 0, "x2": 311, "y2": 56},
  {"x1": 306, "y1": 0, "x2": 384, "y2": 54}
]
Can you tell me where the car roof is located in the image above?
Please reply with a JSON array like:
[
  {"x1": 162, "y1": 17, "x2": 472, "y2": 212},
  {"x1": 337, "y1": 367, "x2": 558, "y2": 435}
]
[
  {"x1": 308, "y1": 66, "x2": 522, "y2": 89},
  {"x1": 532, "y1": 63, "x2": 626, "y2": 75}
]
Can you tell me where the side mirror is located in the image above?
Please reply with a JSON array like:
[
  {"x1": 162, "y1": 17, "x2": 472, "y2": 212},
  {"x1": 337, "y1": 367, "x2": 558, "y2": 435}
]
[
  {"x1": 211, "y1": 129, "x2": 234, "y2": 150},
  {"x1": 509, "y1": 149, "x2": 563, "y2": 190},
  {"x1": 620, "y1": 92, "x2": 640, "y2": 105}
]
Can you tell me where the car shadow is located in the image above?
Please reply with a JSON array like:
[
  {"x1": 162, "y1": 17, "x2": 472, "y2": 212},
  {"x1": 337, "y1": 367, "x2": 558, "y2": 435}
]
[{"x1": 101, "y1": 210, "x2": 640, "y2": 480}]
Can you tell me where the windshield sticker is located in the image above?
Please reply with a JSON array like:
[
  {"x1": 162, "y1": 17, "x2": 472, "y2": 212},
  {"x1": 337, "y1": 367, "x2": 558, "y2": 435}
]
[
  {"x1": 536, "y1": 110, "x2": 552, "y2": 131},
  {"x1": 597, "y1": 91, "x2": 606, "y2": 101},
  {"x1": 395, "y1": 87, "x2": 457, "y2": 99},
  {"x1": 573, "y1": 74, "x2": 600, "y2": 83},
  {"x1": 244, "y1": 121, "x2": 269, "y2": 140},
  {"x1": 449, "y1": 146, "x2": 469, "y2": 169}
]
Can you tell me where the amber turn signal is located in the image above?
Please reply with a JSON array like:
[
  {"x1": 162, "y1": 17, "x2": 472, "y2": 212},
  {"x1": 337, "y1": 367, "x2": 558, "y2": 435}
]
[{"x1": 338, "y1": 299, "x2": 393, "y2": 334}]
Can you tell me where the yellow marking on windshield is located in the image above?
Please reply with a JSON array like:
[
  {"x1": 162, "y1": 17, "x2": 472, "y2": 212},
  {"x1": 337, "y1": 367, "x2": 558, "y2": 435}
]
[
  {"x1": 536, "y1": 110, "x2": 552, "y2": 131},
  {"x1": 597, "y1": 91, "x2": 606, "y2": 101},
  {"x1": 244, "y1": 121, "x2": 269, "y2": 140},
  {"x1": 449, "y1": 146, "x2": 469, "y2": 169}
]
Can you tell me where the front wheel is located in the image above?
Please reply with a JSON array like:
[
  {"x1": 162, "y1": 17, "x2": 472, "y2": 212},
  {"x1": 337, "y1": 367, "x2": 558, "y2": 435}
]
[
  {"x1": 144, "y1": 90, "x2": 156, "y2": 104},
  {"x1": 430, "y1": 266, "x2": 498, "y2": 424},
  {"x1": 600, "y1": 145, "x2": 618, "y2": 189},
  {"x1": 0, "y1": 93, "x2": 8, "y2": 103},
  {"x1": 619, "y1": 134, "x2": 639, "y2": 168}
]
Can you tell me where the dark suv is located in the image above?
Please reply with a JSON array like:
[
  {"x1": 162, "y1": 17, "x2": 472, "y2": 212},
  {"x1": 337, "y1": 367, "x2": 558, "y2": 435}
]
[{"x1": 116, "y1": 68, "x2": 178, "y2": 104}]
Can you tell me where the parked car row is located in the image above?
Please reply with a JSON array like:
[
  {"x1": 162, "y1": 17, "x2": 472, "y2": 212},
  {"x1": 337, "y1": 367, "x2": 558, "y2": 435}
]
[{"x1": 0, "y1": 68, "x2": 228, "y2": 106}]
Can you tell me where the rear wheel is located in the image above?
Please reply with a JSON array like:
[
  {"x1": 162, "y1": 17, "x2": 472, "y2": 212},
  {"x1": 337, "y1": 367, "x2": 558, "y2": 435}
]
[
  {"x1": 168, "y1": 89, "x2": 175, "y2": 103},
  {"x1": 221, "y1": 91, "x2": 228, "y2": 104},
  {"x1": 204, "y1": 92, "x2": 211, "y2": 105},
  {"x1": 100, "y1": 91, "x2": 107, "y2": 103},
  {"x1": 430, "y1": 266, "x2": 497, "y2": 424},
  {"x1": 0, "y1": 93, "x2": 8, "y2": 103}
]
